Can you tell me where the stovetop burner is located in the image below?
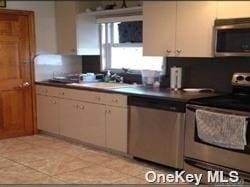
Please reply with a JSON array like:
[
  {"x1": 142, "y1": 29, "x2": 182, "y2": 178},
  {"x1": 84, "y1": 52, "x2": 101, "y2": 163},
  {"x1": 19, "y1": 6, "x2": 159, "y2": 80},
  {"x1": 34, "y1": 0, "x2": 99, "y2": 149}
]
[{"x1": 189, "y1": 73, "x2": 250, "y2": 112}]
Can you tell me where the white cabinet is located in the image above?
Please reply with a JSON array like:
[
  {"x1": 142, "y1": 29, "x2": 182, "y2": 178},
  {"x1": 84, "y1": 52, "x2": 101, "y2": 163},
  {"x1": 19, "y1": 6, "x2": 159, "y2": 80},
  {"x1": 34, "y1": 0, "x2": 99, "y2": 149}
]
[
  {"x1": 36, "y1": 95, "x2": 60, "y2": 134},
  {"x1": 82, "y1": 103, "x2": 106, "y2": 147},
  {"x1": 76, "y1": 13, "x2": 100, "y2": 55},
  {"x1": 106, "y1": 106, "x2": 128, "y2": 153},
  {"x1": 217, "y1": 1, "x2": 250, "y2": 19},
  {"x1": 143, "y1": 1, "x2": 216, "y2": 57},
  {"x1": 175, "y1": 1, "x2": 217, "y2": 57},
  {"x1": 36, "y1": 85, "x2": 127, "y2": 152},
  {"x1": 55, "y1": 1, "x2": 78, "y2": 55},
  {"x1": 143, "y1": 1, "x2": 176, "y2": 56},
  {"x1": 59, "y1": 99, "x2": 106, "y2": 147},
  {"x1": 55, "y1": 1, "x2": 100, "y2": 55},
  {"x1": 59, "y1": 99, "x2": 83, "y2": 140}
]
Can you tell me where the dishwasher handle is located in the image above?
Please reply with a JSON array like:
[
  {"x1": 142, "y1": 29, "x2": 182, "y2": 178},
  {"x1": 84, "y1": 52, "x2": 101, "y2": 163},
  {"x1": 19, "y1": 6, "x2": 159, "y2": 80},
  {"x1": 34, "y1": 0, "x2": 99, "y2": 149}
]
[{"x1": 128, "y1": 96, "x2": 186, "y2": 113}]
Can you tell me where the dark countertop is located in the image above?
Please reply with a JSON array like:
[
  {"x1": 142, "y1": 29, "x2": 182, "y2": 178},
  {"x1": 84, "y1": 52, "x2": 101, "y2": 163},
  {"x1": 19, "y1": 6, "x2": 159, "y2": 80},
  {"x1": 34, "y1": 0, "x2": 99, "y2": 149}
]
[{"x1": 35, "y1": 81, "x2": 222, "y2": 103}]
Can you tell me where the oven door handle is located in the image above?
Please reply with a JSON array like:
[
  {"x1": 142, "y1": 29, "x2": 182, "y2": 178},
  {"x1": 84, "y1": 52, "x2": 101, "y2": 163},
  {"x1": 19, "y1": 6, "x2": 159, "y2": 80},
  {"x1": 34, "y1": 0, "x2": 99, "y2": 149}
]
[{"x1": 187, "y1": 106, "x2": 250, "y2": 122}]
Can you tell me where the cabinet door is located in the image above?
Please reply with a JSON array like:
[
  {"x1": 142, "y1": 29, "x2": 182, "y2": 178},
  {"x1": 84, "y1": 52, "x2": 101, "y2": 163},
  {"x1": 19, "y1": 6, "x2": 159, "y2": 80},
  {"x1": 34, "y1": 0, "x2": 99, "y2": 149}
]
[
  {"x1": 59, "y1": 99, "x2": 82, "y2": 139},
  {"x1": 76, "y1": 14, "x2": 100, "y2": 55},
  {"x1": 55, "y1": 1, "x2": 78, "y2": 54},
  {"x1": 176, "y1": 1, "x2": 217, "y2": 57},
  {"x1": 82, "y1": 102, "x2": 106, "y2": 147},
  {"x1": 106, "y1": 106, "x2": 128, "y2": 153},
  {"x1": 143, "y1": 1, "x2": 176, "y2": 56},
  {"x1": 36, "y1": 95, "x2": 59, "y2": 134},
  {"x1": 217, "y1": 1, "x2": 250, "y2": 18}
]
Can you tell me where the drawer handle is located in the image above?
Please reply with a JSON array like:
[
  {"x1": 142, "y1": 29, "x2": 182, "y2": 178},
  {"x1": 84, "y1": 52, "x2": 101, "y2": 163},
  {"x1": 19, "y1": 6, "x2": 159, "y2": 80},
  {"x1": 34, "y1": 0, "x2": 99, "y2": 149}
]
[
  {"x1": 79, "y1": 105, "x2": 85, "y2": 110},
  {"x1": 112, "y1": 99, "x2": 118, "y2": 103},
  {"x1": 96, "y1": 96, "x2": 101, "y2": 101}
]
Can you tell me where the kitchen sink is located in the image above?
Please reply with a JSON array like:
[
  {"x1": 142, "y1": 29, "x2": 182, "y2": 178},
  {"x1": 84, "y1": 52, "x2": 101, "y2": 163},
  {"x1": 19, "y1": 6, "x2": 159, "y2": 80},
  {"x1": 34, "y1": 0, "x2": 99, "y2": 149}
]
[{"x1": 67, "y1": 82, "x2": 137, "y2": 89}]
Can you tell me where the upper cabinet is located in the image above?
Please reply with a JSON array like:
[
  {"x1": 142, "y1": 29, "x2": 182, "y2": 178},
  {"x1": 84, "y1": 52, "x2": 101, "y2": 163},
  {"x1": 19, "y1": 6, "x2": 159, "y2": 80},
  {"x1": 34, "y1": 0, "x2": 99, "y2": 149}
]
[
  {"x1": 76, "y1": 13, "x2": 100, "y2": 55},
  {"x1": 55, "y1": 1, "x2": 78, "y2": 55},
  {"x1": 175, "y1": 1, "x2": 217, "y2": 57},
  {"x1": 55, "y1": 1, "x2": 100, "y2": 55},
  {"x1": 143, "y1": 1, "x2": 176, "y2": 57},
  {"x1": 143, "y1": 1, "x2": 217, "y2": 57},
  {"x1": 217, "y1": 1, "x2": 250, "y2": 19}
]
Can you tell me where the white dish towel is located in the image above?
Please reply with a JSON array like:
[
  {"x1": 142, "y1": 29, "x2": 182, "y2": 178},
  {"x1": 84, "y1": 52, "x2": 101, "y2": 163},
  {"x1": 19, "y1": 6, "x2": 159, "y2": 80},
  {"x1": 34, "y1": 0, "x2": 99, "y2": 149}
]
[{"x1": 196, "y1": 109, "x2": 248, "y2": 150}]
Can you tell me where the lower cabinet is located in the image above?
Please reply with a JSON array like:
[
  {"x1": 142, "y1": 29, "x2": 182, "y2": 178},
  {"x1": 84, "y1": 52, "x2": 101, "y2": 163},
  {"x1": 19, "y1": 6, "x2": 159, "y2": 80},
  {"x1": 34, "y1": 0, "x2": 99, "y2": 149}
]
[
  {"x1": 36, "y1": 95, "x2": 60, "y2": 134},
  {"x1": 59, "y1": 99, "x2": 83, "y2": 140},
  {"x1": 83, "y1": 102, "x2": 106, "y2": 147},
  {"x1": 59, "y1": 100, "x2": 106, "y2": 147},
  {"x1": 106, "y1": 106, "x2": 128, "y2": 153},
  {"x1": 36, "y1": 87, "x2": 128, "y2": 153}
]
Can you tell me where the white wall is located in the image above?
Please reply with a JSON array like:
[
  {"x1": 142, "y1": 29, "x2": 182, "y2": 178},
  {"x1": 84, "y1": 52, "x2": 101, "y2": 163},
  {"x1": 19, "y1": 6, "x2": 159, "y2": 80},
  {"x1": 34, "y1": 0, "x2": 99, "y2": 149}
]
[{"x1": 6, "y1": 1, "x2": 57, "y2": 54}]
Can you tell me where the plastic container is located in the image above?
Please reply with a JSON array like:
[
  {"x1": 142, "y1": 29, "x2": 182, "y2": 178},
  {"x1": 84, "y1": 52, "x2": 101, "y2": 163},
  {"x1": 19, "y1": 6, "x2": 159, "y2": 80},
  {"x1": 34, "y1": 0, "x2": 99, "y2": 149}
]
[{"x1": 141, "y1": 70, "x2": 161, "y2": 87}]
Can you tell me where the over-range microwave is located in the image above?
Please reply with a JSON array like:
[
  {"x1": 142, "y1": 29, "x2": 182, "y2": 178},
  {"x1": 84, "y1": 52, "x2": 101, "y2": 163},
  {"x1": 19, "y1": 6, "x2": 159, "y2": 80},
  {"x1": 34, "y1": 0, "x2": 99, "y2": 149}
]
[{"x1": 214, "y1": 17, "x2": 250, "y2": 57}]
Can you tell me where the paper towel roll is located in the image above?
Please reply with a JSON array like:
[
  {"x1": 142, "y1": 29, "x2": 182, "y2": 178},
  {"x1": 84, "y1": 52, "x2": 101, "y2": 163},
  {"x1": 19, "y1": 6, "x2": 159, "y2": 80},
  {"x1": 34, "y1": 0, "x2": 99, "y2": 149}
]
[{"x1": 170, "y1": 67, "x2": 182, "y2": 90}]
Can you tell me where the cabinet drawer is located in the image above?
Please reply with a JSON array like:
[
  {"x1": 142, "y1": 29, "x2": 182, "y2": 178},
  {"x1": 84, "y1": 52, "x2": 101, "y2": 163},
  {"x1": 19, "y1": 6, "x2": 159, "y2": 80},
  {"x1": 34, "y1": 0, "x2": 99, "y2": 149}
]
[
  {"x1": 60, "y1": 88, "x2": 106, "y2": 104},
  {"x1": 36, "y1": 85, "x2": 62, "y2": 97},
  {"x1": 105, "y1": 94, "x2": 127, "y2": 107}
]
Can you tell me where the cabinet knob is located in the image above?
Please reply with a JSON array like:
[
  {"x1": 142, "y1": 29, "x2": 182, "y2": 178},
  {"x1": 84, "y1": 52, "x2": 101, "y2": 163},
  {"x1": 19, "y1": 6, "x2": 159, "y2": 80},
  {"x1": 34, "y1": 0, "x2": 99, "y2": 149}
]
[
  {"x1": 176, "y1": 49, "x2": 182, "y2": 56},
  {"x1": 79, "y1": 105, "x2": 85, "y2": 110},
  {"x1": 96, "y1": 96, "x2": 101, "y2": 101},
  {"x1": 52, "y1": 100, "x2": 57, "y2": 104},
  {"x1": 166, "y1": 50, "x2": 171, "y2": 56},
  {"x1": 105, "y1": 109, "x2": 111, "y2": 114}
]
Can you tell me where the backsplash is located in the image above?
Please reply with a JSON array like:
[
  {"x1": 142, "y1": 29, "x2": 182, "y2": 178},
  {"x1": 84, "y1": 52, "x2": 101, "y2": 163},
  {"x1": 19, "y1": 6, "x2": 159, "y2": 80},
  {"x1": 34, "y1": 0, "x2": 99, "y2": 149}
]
[
  {"x1": 166, "y1": 57, "x2": 250, "y2": 93},
  {"x1": 81, "y1": 55, "x2": 250, "y2": 92},
  {"x1": 35, "y1": 54, "x2": 82, "y2": 81}
]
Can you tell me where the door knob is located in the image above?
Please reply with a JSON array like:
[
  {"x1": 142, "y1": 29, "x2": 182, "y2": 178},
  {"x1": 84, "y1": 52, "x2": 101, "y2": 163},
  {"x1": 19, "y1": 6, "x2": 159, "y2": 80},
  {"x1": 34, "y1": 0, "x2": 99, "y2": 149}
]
[{"x1": 23, "y1": 82, "x2": 30, "y2": 87}]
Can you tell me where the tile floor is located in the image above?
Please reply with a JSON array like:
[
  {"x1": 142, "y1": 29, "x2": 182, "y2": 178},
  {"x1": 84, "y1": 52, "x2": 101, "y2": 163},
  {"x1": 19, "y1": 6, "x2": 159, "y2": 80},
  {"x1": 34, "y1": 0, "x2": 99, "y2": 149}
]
[{"x1": 0, "y1": 134, "x2": 178, "y2": 184}]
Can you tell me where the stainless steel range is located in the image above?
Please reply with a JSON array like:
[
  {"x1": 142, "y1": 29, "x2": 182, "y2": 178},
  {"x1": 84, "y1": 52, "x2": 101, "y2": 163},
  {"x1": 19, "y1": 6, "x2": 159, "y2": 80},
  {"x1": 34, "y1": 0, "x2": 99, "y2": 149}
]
[{"x1": 184, "y1": 73, "x2": 250, "y2": 184}]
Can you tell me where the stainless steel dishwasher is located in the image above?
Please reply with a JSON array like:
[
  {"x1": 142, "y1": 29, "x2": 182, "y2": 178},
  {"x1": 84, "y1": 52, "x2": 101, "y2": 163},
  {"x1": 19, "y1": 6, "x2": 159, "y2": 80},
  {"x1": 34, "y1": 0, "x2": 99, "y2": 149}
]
[{"x1": 128, "y1": 96, "x2": 186, "y2": 169}]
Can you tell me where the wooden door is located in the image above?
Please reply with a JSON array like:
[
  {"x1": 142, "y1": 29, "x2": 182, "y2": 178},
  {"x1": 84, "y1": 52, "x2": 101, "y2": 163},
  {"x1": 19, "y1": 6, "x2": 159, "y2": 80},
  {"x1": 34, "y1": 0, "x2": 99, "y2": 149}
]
[
  {"x1": 106, "y1": 106, "x2": 128, "y2": 153},
  {"x1": 175, "y1": 1, "x2": 217, "y2": 57},
  {"x1": 143, "y1": 1, "x2": 177, "y2": 56},
  {"x1": 0, "y1": 10, "x2": 35, "y2": 139}
]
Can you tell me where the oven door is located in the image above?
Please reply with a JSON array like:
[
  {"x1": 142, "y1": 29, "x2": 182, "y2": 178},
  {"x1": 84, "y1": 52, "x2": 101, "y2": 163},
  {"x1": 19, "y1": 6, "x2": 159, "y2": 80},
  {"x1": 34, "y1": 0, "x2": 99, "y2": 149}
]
[{"x1": 185, "y1": 104, "x2": 250, "y2": 174}]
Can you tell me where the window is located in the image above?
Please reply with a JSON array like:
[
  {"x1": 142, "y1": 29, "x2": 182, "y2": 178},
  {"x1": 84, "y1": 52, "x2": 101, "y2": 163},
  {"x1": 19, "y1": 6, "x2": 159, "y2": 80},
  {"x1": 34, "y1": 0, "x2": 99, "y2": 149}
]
[{"x1": 100, "y1": 21, "x2": 164, "y2": 72}]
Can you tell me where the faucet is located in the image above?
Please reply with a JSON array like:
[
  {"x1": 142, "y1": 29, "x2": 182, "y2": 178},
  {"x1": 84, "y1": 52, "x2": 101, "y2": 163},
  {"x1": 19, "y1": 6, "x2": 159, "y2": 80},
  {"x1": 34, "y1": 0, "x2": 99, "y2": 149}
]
[{"x1": 111, "y1": 73, "x2": 123, "y2": 83}]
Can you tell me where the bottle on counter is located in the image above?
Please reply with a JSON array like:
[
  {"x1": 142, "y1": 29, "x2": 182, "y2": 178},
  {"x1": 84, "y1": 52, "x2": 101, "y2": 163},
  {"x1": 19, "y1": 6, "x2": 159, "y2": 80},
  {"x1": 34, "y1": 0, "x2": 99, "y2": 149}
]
[{"x1": 104, "y1": 70, "x2": 111, "y2": 82}]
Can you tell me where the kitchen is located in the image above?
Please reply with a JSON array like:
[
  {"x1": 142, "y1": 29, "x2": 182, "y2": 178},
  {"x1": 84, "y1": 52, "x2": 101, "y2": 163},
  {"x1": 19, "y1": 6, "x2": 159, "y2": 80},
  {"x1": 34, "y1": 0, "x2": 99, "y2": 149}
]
[{"x1": 0, "y1": 0, "x2": 249, "y2": 185}]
